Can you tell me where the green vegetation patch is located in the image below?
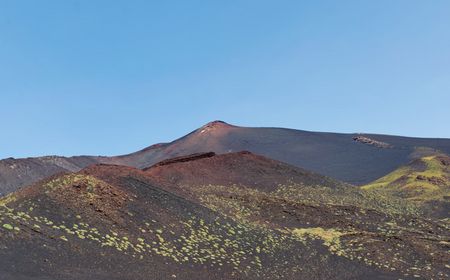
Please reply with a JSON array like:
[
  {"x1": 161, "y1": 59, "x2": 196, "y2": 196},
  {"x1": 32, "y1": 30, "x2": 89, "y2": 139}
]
[
  {"x1": 2, "y1": 223, "x2": 13, "y2": 230},
  {"x1": 362, "y1": 155, "x2": 450, "y2": 203},
  {"x1": 292, "y1": 227, "x2": 345, "y2": 253},
  {"x1": 0, "y1": 194, "x2": 16, "y2": 207},
  {"x1": 275, "y1": 184, "x2": 419, "y2": 216}
]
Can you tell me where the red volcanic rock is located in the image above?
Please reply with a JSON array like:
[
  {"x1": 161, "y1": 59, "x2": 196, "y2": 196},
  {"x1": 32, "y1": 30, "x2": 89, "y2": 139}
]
[
  {"x1": 197, "y1": 120, "x2": 235, "y2": 135},
  {"x1": 147, "y1": 152, "x2": 217, "y2": 168}
]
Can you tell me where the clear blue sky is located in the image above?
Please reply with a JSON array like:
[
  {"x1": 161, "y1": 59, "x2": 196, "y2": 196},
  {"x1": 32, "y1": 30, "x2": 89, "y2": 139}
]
[{"x1": 1, "y1": 1, "x2": 449, "y2": 158}]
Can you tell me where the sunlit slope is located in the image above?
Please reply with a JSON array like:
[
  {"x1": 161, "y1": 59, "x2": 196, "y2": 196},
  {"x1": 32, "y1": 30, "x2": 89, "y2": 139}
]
[
  {"x1": 362, "y1": 154, "x2": 450, "y2": 218},
  {"x1": 362, "y1": 155, "x2": 450, "y2": 202}
]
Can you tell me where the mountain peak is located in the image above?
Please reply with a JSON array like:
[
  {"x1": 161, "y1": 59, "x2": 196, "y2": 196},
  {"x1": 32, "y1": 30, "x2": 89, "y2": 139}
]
[
  {"x1": 204, "y1": 120, "x2": 231, "y2": 127},
  {"x1": 198, "y1": 120, "x2": 235, "y2": 134}
]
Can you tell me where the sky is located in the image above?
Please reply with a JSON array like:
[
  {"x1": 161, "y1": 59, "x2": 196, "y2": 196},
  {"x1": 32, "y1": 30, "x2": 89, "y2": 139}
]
[{"x1": 1, "y1": 0, "x2": 449, "y2": 158}]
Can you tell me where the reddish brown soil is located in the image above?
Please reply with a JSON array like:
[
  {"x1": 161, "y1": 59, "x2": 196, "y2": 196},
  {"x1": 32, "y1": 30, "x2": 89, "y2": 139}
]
[{"x1": 144, "y1": 151, "x2": 343, "y2": 192}]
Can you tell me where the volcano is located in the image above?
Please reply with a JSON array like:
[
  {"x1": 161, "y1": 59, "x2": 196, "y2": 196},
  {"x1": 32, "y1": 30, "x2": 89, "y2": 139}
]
[{"x1": 2, "y1": 121, "x2": 450, "y2": 195}]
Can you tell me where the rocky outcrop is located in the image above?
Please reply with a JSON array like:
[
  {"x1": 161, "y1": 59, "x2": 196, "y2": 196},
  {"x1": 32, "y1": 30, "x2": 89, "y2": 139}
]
[
  {"x1": 352, "y1": 136, "x2": 392, "y2": 148},
  {"x1": 146, "y1": 152, "x2": 217, "y2": 168}
]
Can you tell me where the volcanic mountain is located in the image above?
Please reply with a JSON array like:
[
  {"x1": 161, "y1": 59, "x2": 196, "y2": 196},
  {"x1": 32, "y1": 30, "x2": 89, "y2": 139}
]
[
  {"x1": 2, "y1": 120, "x2": 450, "y2": 195},
  {"x1": 1, "y1": 152, "x2": 448, "y2": 279}
]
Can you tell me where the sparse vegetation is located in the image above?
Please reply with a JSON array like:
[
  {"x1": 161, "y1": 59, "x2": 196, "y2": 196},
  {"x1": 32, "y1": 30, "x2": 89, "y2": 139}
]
[
  {"x1": 0, "y1": 152, "x2": 449, "y2": 279},
  {"x1": 362, "y1": 155, "x2": 450, "y2": 205}
]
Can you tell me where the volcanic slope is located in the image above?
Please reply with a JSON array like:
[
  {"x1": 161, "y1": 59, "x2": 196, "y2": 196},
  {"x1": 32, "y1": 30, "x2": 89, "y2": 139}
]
[
  {"x1": 2, "y1": 120, "x2": 450, "y2": 194},
  {"x1": 362, "y1": 154, "x2": 450, "y2": 218},
  {"x1": 0, "y1": 165, "x2": 391, "y2": 280},
  {"x1": 143, "y1": 151, "x2": 343, "y2": 192},
  {"x1": 1, "y1": 153, "x2": 448, "y2": 279},
  {"x1": 0, "y1": 156, "x2": 99, "y2": 195},
  {"x1": 143, "y1": 152, "x2": 450, "y2": 279},
  {"x1": 121, "y1": 121, "x2": 450, "y2": 185}
]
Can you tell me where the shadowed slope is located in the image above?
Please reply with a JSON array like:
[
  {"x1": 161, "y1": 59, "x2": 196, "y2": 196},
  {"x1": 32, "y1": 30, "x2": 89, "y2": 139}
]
[{"x1": 0, "y1": 155, "x2": 117, "y2": 196}]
